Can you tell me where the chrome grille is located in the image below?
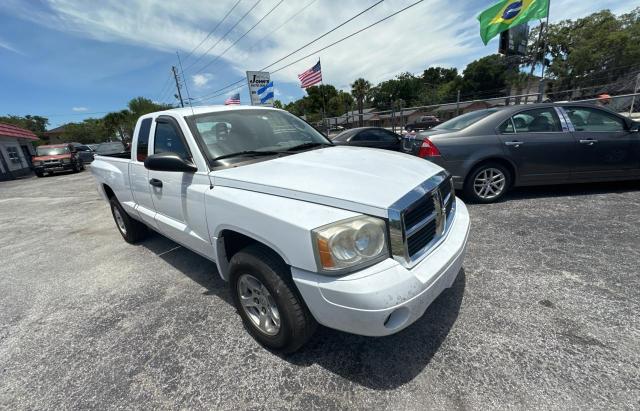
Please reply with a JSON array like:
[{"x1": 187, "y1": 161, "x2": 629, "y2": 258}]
[{"x1": 388, "y1": 172, "x2": 455, "y2": 267}]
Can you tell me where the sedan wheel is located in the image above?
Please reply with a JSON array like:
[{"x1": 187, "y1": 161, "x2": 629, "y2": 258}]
[
  {"x1": 473, "y1": 168, "x2": 506, "y2": 200},
  {"x1": 464, "y1": 163, "x2": 511, "y2": 203}
]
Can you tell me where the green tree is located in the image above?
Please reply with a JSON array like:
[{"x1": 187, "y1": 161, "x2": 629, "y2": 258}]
[
  {"x1": 528, "y1": 8, "x2": 640, "y2": 98},
  {"x1": 351, "y1": 78, "x2": 371, "y2": 126},
  {"x1": 0, "y1": 114, "x2": 49, "y2": 136},
  {"x1": 272, "y1": 100, "x2": 283, "y2": 109},
  {"x1": 460, "y1": 54, "x2": 515, "y2": 99}
]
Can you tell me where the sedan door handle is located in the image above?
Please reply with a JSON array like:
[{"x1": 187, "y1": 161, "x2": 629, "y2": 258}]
[
  {"x1": 149, "y1": 178, "x2": 163, "y2": 188},
  {"x1": 504, "y1": 141, "x2": 524, "y2": 147},
  {"x1": 579, "y1": 139, "x2": 598, "y2": 145}
]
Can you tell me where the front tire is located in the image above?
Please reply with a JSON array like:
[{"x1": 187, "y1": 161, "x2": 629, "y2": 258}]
[
  {"x1": 463, "y1": 162, "x2": 511, "y2": 203},
  {"x1": 109, "y1": 197, "x2": 147, "y2": 243},
  {"x1": 230, "y1": 244, "x2": 317, "y2": 353}
]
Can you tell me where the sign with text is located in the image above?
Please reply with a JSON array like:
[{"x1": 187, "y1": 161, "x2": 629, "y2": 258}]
[{"x1": 246, "y1": 71, "x2": 274, "y2": 106}]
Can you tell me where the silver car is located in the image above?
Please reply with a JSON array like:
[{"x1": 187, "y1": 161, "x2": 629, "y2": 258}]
[{"x1": 401, "y1": 103, "x2": 640, "y2": 203}]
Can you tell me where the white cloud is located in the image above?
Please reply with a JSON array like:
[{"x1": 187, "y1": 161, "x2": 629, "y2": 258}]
[
  {"x1": 192, "y1": 73, "x2": 213, "y2": 88},
  {"x1": 72, "y1": 107, "x2": 88, "y2": 112},
  {"x1": 2, "y1": 0, "x2": 638, "y2": 102},
  {"x1": 0, "y1": 37, "x2": 23, "y2": 55}
]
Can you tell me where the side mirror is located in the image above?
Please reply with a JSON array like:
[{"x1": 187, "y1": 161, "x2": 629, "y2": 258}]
[{"x1": 144, "y1": 152, "x2": 197, "y2": 172}]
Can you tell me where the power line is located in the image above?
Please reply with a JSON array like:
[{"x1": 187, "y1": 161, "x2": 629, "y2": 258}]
[
  {"x1": 192, "y1": 0, "x2": 386, "y2": 102},
  {"x1": 183, "y1": 0, "x2": 263, "y2": 73},
  {"x1": 193, "y1": 0, "x2": 426, "y2": 103},
  {"x1": 180, "y1": 0, "x2": 242, "y2": 66},
  {"x1": 193, "y1": 0, "x2": 285, "y2": 76},
  {"x1": 248, "y1": 0, "x2": 318, "y2": 51}
]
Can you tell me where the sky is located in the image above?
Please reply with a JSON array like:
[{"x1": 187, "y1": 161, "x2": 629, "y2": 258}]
[{"x1": 0, "y1": 0, "x2": 637, "y2": 128}]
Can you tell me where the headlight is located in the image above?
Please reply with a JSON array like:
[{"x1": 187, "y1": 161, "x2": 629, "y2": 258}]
[
  {"x1": 62, "y1": 158, "x2": 71, "y2": 163},
  {"x1": 35, "y1": 161, "x2": 43, "y2": 166},
  {"x1": 312, "y1": 216, "x2": 388, "y2": 273}
]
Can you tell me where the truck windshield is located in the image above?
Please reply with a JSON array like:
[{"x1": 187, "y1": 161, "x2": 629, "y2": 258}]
[
  {"x1": 187, "y1": 109, "x2": 331, "y2": 162},
  {"x1": 37, "y1": 147, "x2": 69, "y2": 156},
  {"x1": 432, "y1": 109, "x2": 499, "y2": 131}
]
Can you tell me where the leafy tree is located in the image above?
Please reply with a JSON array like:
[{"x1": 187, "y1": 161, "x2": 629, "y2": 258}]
[
  {"x1": 528, "y1": 8, "x2": 640, "y2": 98},
  {"x1": 370, "y1": 73, "x2": 423, "y2": 109},
  {"x1": 460, "y1": 54, "x2": 515, "y2": 99},
  {"x1": 351, "y1": 78, "x2": 371, "y2": 126},
  {"x1": 0, "y1": 114, "x2": 49, "y2": 136},
  {"x1": 272, "y1": 100, "x2": 283, "y2": 109}
]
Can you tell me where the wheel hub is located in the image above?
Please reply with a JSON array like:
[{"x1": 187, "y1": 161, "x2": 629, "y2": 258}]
[
  {"x1": 237, "y1": 274, "x2": 281, "y2": 336},
  {"x1": 473, "y1": 168, "x2": 506, "y2": 200}
]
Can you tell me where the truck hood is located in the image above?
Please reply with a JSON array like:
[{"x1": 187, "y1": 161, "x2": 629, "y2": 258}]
[
  {"x1": 33, "y1": 154, "x2": 71, "y2": 161},
  {"x1": 211, "y1": 146, "x2": 444, "y2": 217}
]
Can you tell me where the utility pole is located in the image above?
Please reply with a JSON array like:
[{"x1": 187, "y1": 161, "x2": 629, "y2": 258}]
[{"x1": 172, "y1": 66, "x2": 184, "y2": 108}]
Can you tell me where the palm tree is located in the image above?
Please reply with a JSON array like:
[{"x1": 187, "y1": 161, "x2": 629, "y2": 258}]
[{"x1": 351, "y1": 78, "x2": 371, "y2": 126}]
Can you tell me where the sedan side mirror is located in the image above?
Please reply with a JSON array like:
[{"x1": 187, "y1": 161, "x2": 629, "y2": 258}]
[{"x1": 144, "y1": 152, "x2": 197, "y2": 172}]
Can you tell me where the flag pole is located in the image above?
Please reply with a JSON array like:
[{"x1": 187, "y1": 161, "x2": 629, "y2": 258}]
[
  {"x1": 537, "y1": 0, "x2": 551, "y2": 102},
  {"x1": 318, "y1": 58, "x2": 328, "y2": 133}
]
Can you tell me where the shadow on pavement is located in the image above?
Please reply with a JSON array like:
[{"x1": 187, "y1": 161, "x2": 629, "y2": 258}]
[
  {"x1": 284, "y1": 268, "x2": 466, "y2": 390},
  {"x1": 505, "y1": 179, "x2": 640, "y2": 201},
  {"x1": 138, "y1": 231, "x2": 466, "y2": 390}
]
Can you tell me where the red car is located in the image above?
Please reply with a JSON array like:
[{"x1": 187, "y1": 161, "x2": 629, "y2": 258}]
[{"x1": 32, "y1": 143, "x2": 85, "y2": 177}]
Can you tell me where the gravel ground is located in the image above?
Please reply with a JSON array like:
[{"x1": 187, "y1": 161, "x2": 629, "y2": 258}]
[{"x1": 1, "y1": 169, "x2": 639, "y2": 410}]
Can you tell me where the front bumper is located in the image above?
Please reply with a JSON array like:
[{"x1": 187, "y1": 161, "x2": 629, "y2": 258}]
[
  {"x1": 34, "y1": 163, "x2": 74, "y2": 173},
  {"x1": 292, "y1": 198, "x2": 470, "y2": 337}
]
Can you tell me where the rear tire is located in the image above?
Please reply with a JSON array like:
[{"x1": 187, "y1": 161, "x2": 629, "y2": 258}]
[
  {"x1": 463, "y1": 162, "x2": 511, "y2": 203},
  {"x1": 109, "y1": 197, "x2": 147, "y2": 243},
  {"x1": 229, "y1": 244, "x2": 317, "y2": 353}
]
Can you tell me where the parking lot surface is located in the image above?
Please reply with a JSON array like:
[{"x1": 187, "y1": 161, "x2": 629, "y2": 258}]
[{"x1": 1, "y1": 169, "x2": 639, "y2": 410}]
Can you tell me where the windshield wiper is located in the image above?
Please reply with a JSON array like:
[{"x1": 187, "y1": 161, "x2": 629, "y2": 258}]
[
  {"x1": 212, "y1": 150, "x2": 284, "y2": 161},
  {"x1": 285, "y1": 142, "x2": 333, "y2": 152}
]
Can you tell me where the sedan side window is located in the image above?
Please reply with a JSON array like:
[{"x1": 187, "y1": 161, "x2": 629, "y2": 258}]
[
  {"x1": 564, "y1": 107, "x2": 625, "y2": 132},
  {"x1": 154, "y1": 121, "x2": 191, "y2": 160},
  {"x1": 498, "y1": 119, "x2": 514, "y2": 134},
  {"x1": 512, "y1": 108, "x2": 562, "y2": 133}
]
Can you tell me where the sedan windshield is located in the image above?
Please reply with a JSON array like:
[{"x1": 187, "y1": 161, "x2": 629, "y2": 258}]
[
  {"x1": 433, "y1": 109, "x2": 499, "y2": 131},
  {"x1": 187, "y1": 109, "x2": 331, "y2": 162},
  {"x1": 37, "y1": 146, "x2": 69, "y2": 156}
]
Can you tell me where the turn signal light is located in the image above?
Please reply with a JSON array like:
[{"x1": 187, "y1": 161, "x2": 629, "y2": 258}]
[{"x1": 417, "y1": 138, "x2": 441, "y2": 158}]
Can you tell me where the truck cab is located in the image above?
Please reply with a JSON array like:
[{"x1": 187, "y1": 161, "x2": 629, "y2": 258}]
[{"x1": 91, "y1": 106, "x2": 470, "y2": 352}]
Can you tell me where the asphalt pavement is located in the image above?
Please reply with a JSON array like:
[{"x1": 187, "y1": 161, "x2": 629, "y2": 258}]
[{"x1": 1, "y1": 169, "x2": 639, "y2": 410}]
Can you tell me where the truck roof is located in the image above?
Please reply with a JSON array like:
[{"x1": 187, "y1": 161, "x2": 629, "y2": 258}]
[{"x1": 152, "y1": 105, "x2": 280, "y2": 118}]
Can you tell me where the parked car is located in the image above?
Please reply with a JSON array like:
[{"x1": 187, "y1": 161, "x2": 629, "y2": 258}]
[
  {"x1": 405, "y1": 115, "x2": 441, "y2": 132},
  {"x1": 32, "y1": 143, "x2": 84, "y2": 177},
  {"x1": 72, "y1": 143, "x2": 95, "y2": 163},
  {"x1": 332, "y1": 127, "x2": 401, "y2": 151},
  {"x1": 95, "y1": 141, "x2": 127, "y2": 156},
  {"x1": 91, "y1": 106, "x2": 470, "y2": 352},
  {"x1": 401, "y1": 103, "x2": 640, "y2": 203}
]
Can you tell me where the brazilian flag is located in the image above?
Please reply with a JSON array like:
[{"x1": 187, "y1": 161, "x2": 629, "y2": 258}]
[{"x1": 478, "y1": 0, "x2": 550, "y2": 45}]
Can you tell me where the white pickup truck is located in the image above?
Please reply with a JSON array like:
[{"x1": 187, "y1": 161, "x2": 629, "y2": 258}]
[{"x1": 91, "y1": 106, "x2": 470, "y2": 352}]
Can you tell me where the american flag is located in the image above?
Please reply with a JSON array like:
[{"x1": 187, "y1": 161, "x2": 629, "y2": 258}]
[
  {"x1": 224, "y1": 92, "x2": 241, "y2": 105},
  {"x1": 298, "y1": 60, "x2": 322, "y2": 89}
]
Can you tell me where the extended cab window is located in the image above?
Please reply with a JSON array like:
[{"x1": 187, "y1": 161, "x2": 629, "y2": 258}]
[
  {"x1": 154, "y1": 121, "x2": 190, "y2": 160},
  {"x1": 564, "y1": 107, "x2": 625, "y2": 132},
  {"x1": 137, "y1": 118, "x2": 152, "y2": 162}
]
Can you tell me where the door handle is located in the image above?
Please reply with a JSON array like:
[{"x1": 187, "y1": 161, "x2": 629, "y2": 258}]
[
  {"x1": 149, "y1": 178, "x2": 163, "y2": 188},
  {"x1": 504, "y1": 141, "x2": 524, "y2": 147},
  {"x1": 579, "y1": 139, "x2": 598, "y2": 145}
]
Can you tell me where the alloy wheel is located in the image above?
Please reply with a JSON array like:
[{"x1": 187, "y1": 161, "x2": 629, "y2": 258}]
[
  {"x1": 113, "y1": 207, "x2": 127, "y2": 235},
  {"x1": 473, "y1": 167, "x2": 506, "y2": 200},
  {"x1": 237, "y1": 274, "x2": 281, "y2": 336}
]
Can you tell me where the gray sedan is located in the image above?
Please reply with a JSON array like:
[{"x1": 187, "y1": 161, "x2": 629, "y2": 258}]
[{"x1": 401, "y1": 103, "x2": 640, "y2": 203}]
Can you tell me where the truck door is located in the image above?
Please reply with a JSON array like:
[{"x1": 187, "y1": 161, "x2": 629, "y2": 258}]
[
  {"x1": 129, "y1": 117, "x2": 157, "y2": 228},
  {"x1": 147, "y1": 116, "x2": 214, "y2": 257}
]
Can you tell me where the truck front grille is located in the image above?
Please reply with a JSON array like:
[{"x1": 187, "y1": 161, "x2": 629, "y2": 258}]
[{"x1": 388, "y1": 172, "x2": 455, "y2": 267}]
